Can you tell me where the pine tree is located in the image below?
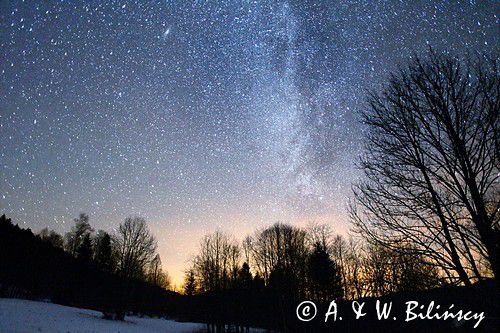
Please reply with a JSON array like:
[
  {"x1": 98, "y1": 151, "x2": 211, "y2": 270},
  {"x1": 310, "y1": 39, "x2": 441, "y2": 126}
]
[
  {"x1": 77, "y1": 233, "x2": 93, "y2": 263},
  {"x1": 94, "y1": 231, "x2": 113, "y2": 272},
  {"x1": 238, "y1": 262, "x2": 252, "y2": 289},
  {"x1": 308, "y1": 242, "x2": 343, "y2": 302},
  {"x1": 184, "y1": 269, "x2": 197, "y2": 296}
]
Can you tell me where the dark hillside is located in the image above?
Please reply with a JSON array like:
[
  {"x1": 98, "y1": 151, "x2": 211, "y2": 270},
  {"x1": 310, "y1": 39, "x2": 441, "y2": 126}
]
[{"x1": 0, "y1": 214, "x2": 181, "y2": 318}]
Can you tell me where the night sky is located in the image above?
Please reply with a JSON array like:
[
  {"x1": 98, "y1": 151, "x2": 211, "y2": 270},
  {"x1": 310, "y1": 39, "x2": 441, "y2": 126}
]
[{"x1": 1, "y1": 0, "x2": 498, "y2": 285}]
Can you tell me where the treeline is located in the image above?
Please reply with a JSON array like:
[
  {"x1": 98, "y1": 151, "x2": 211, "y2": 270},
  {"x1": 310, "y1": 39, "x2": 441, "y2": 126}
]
[
  {"x1": 37, "y1": 213, "x2": 170, "y2": 289},
  {"x1": 182, "y1": 222, "x2": 441, "y2": 302},
  {"x1": 178, "y1": 222, "x2": 497, "y2": 332},
  {"x1": 1, "y1": 212, "x2": 496, "y2": 332},
  {"x1": 0, "y1": 214, "x2": 177, "y2": 320}
]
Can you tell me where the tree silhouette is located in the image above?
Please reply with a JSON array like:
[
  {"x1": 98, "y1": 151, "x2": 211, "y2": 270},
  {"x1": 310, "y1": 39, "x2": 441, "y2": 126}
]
[
  {"x1": 146, "y1": 254, "x2": 171, "y2": 289},
  {"x1": 38, "y1": 227, "x2": 64, "y2": 249},
  {"x1": 114, "y1": 217, "x2": 157, "y2": 280},
  {"x1": 308, "y1": 242, "x2": 343, "y2": 302},
  {"x1": 183, "y1": 269, "x2": 197, "y2": 296},
  {"x1": 77, "y1": 233, "x2": 93, "y2": 263},
  {"x1": 238, "y1": 262, "x2": 252, "y2": 289},
  {"x1": 192, "y1": 231, "x2": 240, "y2": 292},
  {"x1": 94, "y1": 230, "x2": 114, "y2": 272},
  {"x1": 351, "y1": 50, "x2": 499, "y2": 284},
  {"x1": 247, "y1": 223, "x2": 308, "y2": 297},
  {"x1": 65, "y1": 213, "x2": 93, "y2": 257}
]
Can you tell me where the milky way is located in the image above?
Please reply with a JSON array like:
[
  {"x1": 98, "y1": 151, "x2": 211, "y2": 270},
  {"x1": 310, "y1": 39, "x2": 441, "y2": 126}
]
[{"x1": 1, "y1": 0, "x2": 498, "y2": 284}]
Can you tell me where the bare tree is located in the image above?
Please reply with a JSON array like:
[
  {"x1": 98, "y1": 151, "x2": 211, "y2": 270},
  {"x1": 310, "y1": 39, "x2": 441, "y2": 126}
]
[
  {"x1": 247, "y1": 223, "x2": 309, "y2": 296},
  {"x1": 351, "y1": 50, "x2": 499, "y2": 284},
  {"x1": 306, "y1": 222, "x2": 335, "y2": 253},
  {"x1": 362, "y1": 243, "x2": 441, "y2": 296},
  {"x1": 146, "y1": 254, "x2": 171, "y2": 289},
  {"x1": 114, "y1": 217, "x2": 157, "y2": 280},
  {"x1": 340, "y1": 236, "x2": 368, "y2": 299},
  {"x1": 329, "y1": 235, "x2": 352, "y2": 298},
  {"x1": 192, "y1": 230, "x2": 241, "y2": 292}
]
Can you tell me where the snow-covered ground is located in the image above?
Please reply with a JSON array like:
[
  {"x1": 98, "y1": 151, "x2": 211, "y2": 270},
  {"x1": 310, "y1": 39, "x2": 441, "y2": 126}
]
[{"x1": 0, "y1": 298, "x2": 206, "y2": 333}]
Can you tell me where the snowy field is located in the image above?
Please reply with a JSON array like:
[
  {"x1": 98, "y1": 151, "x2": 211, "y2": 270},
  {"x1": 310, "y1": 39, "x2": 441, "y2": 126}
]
[{"x1": 0, "y1": 298, "x2": 207, "y2": 333}]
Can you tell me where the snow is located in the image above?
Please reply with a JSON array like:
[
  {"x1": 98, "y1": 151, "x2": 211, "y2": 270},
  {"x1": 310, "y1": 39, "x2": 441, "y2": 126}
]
[{"x1": 0, "y1": 298, "x2": 205, "y2": 333}]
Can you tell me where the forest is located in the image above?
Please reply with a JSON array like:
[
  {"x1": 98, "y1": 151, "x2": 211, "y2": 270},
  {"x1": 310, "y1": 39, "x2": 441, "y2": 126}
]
[{"x1": 1, "y1": 50, "x2": 498, "y2": 332}]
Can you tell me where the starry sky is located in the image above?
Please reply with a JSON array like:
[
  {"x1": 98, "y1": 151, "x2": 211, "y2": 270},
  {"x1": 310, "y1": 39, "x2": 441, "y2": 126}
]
[{"x1": 1, "y1": 0, "x2": 498, "y2": 285}]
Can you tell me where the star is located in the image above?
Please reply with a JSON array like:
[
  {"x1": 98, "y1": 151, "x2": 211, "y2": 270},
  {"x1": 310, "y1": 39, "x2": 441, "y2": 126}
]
[{"x1": 0, "y1": 0, "x2": 497, "y2": 286}]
